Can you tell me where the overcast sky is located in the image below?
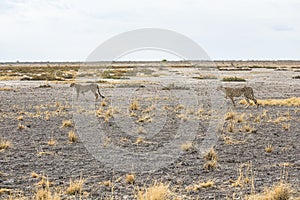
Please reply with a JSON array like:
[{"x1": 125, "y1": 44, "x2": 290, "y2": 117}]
[{"x1": 0, "y1": 0, "x2": 299, "y2": 61}]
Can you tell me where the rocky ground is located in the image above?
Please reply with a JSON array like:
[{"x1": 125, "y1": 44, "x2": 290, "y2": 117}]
[{"x1": 0, "y1": 63, "x2": 300, "y2": 199}]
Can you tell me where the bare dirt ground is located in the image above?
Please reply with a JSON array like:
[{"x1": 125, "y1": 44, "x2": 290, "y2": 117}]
[{"x1": 0, "y1": 61, "x2": 300, "y2": 199}]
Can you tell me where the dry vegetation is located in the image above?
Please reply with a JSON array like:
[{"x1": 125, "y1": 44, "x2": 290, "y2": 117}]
[
  {"x1": 247, "y1": 182, "x2": 292, "y2": 200},
  {"x1": 0, "y1": 138, "x2": 11, "y2": 151},
  {"x1": 68, "y1": 131, "x2": 78, "y2": 143},
  {"x1": 0, "y1": 61, "x2": 300, "y2": 199},
  {"x1": 66, "y1": 177, "x2": 85, "y2": 195},
  {"x1": 136, "y1": 181, "x2": 173, "y2": 200}
]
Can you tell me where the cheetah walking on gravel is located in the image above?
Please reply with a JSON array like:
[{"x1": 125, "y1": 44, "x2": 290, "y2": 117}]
[
  {"x1": 70, "y1": 83, "x2": 105, "y2": 100},
  {"x1": 217, "y1": 85, "x2": 258, "y2": 107}
]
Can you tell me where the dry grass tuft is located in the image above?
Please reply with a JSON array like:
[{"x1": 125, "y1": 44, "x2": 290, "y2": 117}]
[
  {"x1": 66, "y1": 177, "x2": 85, "y2": 195},
  {"x1": 18, "y1": 123, "x2": 26, "y2": 130},
  {"x1": 47, "y1": 138, "x2": 57, "y2": 146},
  {"x1": 225, "y1": 111, "x2": 236, "y2": 120},
  {"x1": 223, "y1": 135, "x2": 246, "y2": 145},
  {"x1": 243, "y1": 124, "x2": 256, "y2": 133},
  {"x1": 247, "y1": 182, "x2": 291, "y2": 200},
  {"x1": 17, "y1": 115, "x2": 24, "y2": 121},
  {"x1": 227, "y1": 122, "x2": 235, "y2": 133},
  {"x1": 136, "y1": 181, "x2": 172, "y2": 200},
  {"x1": 236, "y1": 113, "x2": 245, "y2": 123},
  {"x1": 125, "y1": 174, "x2": 135, "y2": 184},
  {"x1": 135, "y1": 137, "x2": 144, "y2": 144},
  {"x1": 203, "y1": 148, "x2": 218, "y2": 170},
  {"x1": 102, "y1": 180, "x2": 112, "y2": 187},
  {"x1": 176, "y1": 114, "x2": 188, "y2": 122},
  {"x1": 0, "y1": 138, "x2": 11, "y2": 150},
  {"x1": 258, "y1": 97, "x2": 300, "y2": 107},
  {"x1": 100, "y1": 99, "x2": 108, "y2": 107},
  {"x1": 37, "y1": 176, "x2": 52, "y2": 188},
  {"x1": 240, "y1": 99, "x2": 256, "y2": 106},
  {"x1": 231, "y1": 162, "x2": 254, "y2": 188},
  {"x1": 68, "y1": 131, "x2": 78, "y2": 143},
  {"x1": 203, "y1": 160, "x2": 218, "y2": 171},
  {"x1": 142, "y1": 105, "x2": 155, "y2": 113},
  {"x1": 138, "y1": 126, "x2": 146, "y2": 134},
  {"x1": 282, "y1": 123, "x2": 290, "y2": 131},
  {"x1": 274, "y1": 117, "x2": 288, "y2": 124},
  {"x1": 181, "y1": 142, "x2": 194, "y2": 152},
  {"x1": 186, "y1": 180, "x2": 214, "y2": 191},
  {"x1": 130, "y1": 98, "x2": 140, "y2": 110},
  {"x1": 137, "y1": 115, "x2": 152, "y2": 123},
  {"x1": 0, "y1": 87, "x2": 13, "y2": 91},
  {"x1": 204, "y1": 148, "x2": 218, "y2": 161},
  {"x1": 265, "y1": 144, "x2": 274, "y2": 153},
  {"x1": 31, "y1": 172, "x2": 40, "y2": 178},
  {"x1": 62, "y1": 120, "x2": 73, "y2": 128},
  {"x1": 33, "y1": 175, "x2": 60, "y2": 200},
  {"x1": 200, "y1": 180, "x2": 215, "y2": 188},
  {"x1": 0, "y1": 188, "x2": 11, "y2": 195}
]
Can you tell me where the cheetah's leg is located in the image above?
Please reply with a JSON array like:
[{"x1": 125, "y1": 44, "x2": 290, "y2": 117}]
[
  {"x1": 94, "y1": 92, "x2": 99, "y2": 101},
  {"x1": 245, "y1": 98, "x2": 251, "y2": 108},
  {"x1": 76, "y1": 89, "x2": 80, "y2": 100},
  {"x1": 229, "y1": 97, "x2": 236, "y2": 107}
]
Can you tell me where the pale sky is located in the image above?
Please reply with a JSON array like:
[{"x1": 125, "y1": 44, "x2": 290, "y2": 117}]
[{"x1": 0, "y1": 0, "x2": 299, "y2": 61}]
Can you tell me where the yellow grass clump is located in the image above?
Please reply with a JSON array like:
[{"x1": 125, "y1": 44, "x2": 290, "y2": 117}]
[
  {"x1": 48, "y1": 138, "x2": 57, "y2": 146},
  {"x1": 247, "y1": 182, "x2": 291, "y2": 200},
  {"x1": 231, "y1": 162, "x2": 254, "y2": 188},
  {"x1": 136, "y1": 181, "x2": 172, "y2": 200},
  {"x1": 68, "y1": 131, "x2": 78, "y2": 143},
  {"x1": 204, "y1": 148, "x2": 218, "y2": 161},
  {"x1": 125, "y1": 174, "x2": 135, "y2": 184},
  {"x1": 138, "y1": 126, "x2": 146, "y2": 134},
  {"x1": 282, "y1": 123, "x2": 290, "y2": 131},
  {"x1": 18, "y1": 123, "x2": 26, "y2": 130},
  {"x1": 225, "y1": 111, "x2": 236, "y2": 120},
  {"x1": 0, "y1": 188, "x2": 11, "y2": 195},
  {"x1": 240, "y1": 97, "x2": 300, "y2": 107},
  {"x1": 34, "y1": 176, "x2": 60, "y2": 200},
  {"x1": 265, "y1": 144, "x2": 274, "y2": 153},
  {"x1": 203, "y1": 148, "x2": 218, "y2": 170},
  {"x1": 0, "y1": 138, "x2": 11, "y2": 151},
  {"x1": 137, "y1": 115, "x2": 152, "y2": 123},
  {"x1": 31, "y1": 172, "x2": 40, "y2": 178},
  {"x1": 256, "y1": 97, "x2": 299, "y2": 107},
  {"x1": 0, "y1": 87, "x2": 13, "y2": 91},
  {"x1": 181, "y1": 142, "x2": 194, "y2": 152},
  {"x1": 186, "y1": 180, "x2": 215, "y2": 191},
  {"x1": 135, "y1": 137, "x2": 144, "y2": 144},
  {"x1": 62, "y1": 120, "x2": 73, "y2": 128},
  {"x1": 17, "y1": 115, "x2": 24, "y2": 121},
  {"x1": 66, "y1": 177, "x2": 85, "y2": 195},
  {"x1": 130, "y1": 98, "x2": 140, "y2": 110}
]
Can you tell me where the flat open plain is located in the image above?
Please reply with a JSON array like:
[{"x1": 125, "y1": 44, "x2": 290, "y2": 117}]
[{"x1": 0, "y1": 61, "x2": 299, "y2": 199}]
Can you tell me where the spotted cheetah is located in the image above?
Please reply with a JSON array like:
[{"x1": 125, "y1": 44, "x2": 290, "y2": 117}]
[
  {"x1": 70, "y1": 83, "x2": 105, "y2": 100},
  {"x1": 217, "y1": 85, "x2": 258, "y2": 107}
]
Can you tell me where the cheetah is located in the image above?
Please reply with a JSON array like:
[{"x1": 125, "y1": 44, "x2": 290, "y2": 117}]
[
  {"x1": 217, "y1": 85, "x2": 258, "y2": 107},
  {"x1": 70, "y1": 83, "x2": 105, "y2": 100}
]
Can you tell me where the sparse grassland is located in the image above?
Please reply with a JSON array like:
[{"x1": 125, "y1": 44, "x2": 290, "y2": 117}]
[{"x1": 0, "y1": 61, "x2": 300, "y2": 199}]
